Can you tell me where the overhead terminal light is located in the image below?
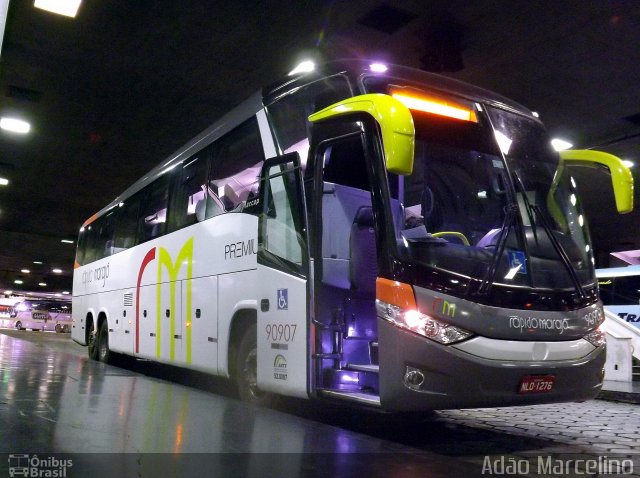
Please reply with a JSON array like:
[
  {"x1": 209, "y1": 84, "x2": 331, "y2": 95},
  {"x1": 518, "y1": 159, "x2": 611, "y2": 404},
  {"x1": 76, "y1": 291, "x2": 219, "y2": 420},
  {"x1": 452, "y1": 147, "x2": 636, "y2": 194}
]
[
  {"x1": 21, "y1": 269, "x2": 30, "y2": 274},
  {"x1": 33, "y1": 261, "x2": 43, "y2": 264},
  {"x1": 14, "y1": 280, "x2": 23, "y2": 285},
  {"x1": 0, "y1": 177, "x2": 8, "y2": 186},
  {"x1": 52, "y1": 268, "x2": 62, "y2": 274},
  {"x1": 622, "y1": 160, "x2": 634, "y2": 168},
  {"x1": 34, "y1": 0, "x2": 82, "y2": 18},
  {"x1": 551, "y1": 138, "x2": 573, "y2": 151},
  {"x1": 288, "y1": 60, "x2": 315, "y2": 76},
  {"x1": 0, "y1": 117, "x2": 31, "y2": 134},
  {"x1": 369, "y1": 62, "x2": 388, "y2": 73},
  {"x1": 61, "y1": 239, "x2": 74, "y2": 244},
  {"x1": 39, "y1": 282, "x2": 47, "y2": 287}
]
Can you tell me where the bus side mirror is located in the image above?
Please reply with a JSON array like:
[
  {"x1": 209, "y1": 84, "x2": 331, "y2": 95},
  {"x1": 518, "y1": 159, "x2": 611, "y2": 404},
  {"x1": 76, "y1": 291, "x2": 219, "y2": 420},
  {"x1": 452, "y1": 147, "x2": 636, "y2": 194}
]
[
  {"x1": 560, "y1": 149, "x2": 634, "y2": 214},
  {"x1": 308, "y1": 94, "x2": 415, "y2": 175}
]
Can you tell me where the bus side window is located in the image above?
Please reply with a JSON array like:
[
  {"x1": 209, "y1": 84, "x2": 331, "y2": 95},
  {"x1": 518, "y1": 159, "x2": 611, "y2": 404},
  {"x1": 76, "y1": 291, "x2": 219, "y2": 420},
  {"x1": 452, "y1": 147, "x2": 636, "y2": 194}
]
[
  {"x1": 168, "y1": 150, "x2": 210, "y2": 232},
  {"x1": 139, "y1": 176, "x2": 170, "y2": 243},
  {"x1": 76, "y1": 227, "x2": 88, "y2": 266},
  {"x1": 83, "y1": 220, "x2": 100, "y2": 264},
  {"x1": 114, "y1": 194, "x2": 141, "y2": 251},
  {"x1": 208, "y1": 117, "x2": 265, "y2": 215},
  {"x1": 95, "y1": 211, "x2": 116, "y2": 259}
]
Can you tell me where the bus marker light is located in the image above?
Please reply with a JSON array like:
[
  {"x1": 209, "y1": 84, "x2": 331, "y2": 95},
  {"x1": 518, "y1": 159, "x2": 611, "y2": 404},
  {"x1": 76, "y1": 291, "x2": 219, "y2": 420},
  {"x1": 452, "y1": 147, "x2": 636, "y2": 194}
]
[{"x1": 391, "y1": 91, "x2": 478, "y2": 123}]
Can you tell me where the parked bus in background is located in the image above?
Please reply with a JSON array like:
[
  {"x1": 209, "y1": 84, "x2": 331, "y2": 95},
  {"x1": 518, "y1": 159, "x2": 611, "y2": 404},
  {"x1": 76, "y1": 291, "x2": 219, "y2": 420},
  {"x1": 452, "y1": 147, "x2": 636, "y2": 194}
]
[
  {"x1": 72, "y1": 60, "x2": 633, "y2": 411},
  {"x1": 597, "y1": 265, "x2": 640, "y2": 330},
  {"x1": 12, "y1": 300, "x2": 72, "y2": 333}
]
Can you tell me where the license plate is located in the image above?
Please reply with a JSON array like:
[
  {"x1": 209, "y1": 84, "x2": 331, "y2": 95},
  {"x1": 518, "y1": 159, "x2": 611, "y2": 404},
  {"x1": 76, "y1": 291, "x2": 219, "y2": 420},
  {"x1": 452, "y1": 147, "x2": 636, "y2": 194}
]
[{"x1": 518, "y1": 375, "x2": 555, "y2": 394}]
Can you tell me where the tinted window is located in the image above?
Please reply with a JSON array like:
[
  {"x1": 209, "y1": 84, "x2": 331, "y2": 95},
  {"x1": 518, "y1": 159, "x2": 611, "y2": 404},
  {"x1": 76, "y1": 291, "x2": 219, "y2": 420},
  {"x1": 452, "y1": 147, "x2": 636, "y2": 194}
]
[
  {"x1": 139, "y1": 175, "x2": 170, "y2": 243},
  {"x1": 114, "y1": 194, "x2": 141, "y2": 250},
  {"x1": 83, "y1": 221, "x2": 99, "y2": 264},
  {"x1": 208, "y1": 118, "x2": 264, "y2": 214},
  {"x1": 94, "y1": 210, "x2": 116, "y2": 259},
  {"x1": 267, "y1": 75, "x2": 352, "y2": 165},
  {"x1": 322, "y1": 136, "x2": 369, "y2": 190},
  {"x1": 168, "y1": 149, "x2": 211, "y2": 232}
]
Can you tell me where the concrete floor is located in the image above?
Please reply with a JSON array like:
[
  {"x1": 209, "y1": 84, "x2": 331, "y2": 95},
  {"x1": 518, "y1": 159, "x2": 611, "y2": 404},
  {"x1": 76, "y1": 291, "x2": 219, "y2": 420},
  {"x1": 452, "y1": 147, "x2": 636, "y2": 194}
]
[{"x1": 0, "y1": 330, "x2": 639, "y2": 477}]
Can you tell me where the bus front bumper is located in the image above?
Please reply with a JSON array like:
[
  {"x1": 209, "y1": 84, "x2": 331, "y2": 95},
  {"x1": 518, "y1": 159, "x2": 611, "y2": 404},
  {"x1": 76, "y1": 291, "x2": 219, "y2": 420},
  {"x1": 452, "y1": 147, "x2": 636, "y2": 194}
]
[{"x1": 378, "y1": 318, "x2": 605, "y2": 411}]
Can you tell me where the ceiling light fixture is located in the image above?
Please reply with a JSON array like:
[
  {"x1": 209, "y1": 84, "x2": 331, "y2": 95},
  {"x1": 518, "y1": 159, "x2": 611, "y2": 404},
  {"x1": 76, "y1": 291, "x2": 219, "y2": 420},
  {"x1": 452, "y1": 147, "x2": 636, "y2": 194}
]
[
  {"x1": 288, "y1": 60, "x2": 315, "y2": 76},
  {"x1": 14, "y1": 280, "x2": 23, "y2": 285},
  {"x1": 0, "y1": 177, "x2": 8, "y2": 186},
  {"x1": 39, "y1": 282, "x2": 47, "y2": 287},
  {"x1": 52, "y1": 268, "x2": 62, "y2": 274},
  {"x1": 33, "y1": 261, "x2": 43, "y2": 264},
  {"x1": 0, "y1": 117, "x2": 31, "y2": 134},
  {"x1": 34, "y1": 0, "x2": 82, "y2": 18},
  {"x1": 622, "y1": 160, "x2": 634, "y2": 168},
  {"x1": 61, "y1": 239, "x2": 74, "y2": 244},
  {"x1": 21, "y1": 269, "x2": 30, "y2": 274},
  {"x1": 551, "y1": 138, "x2": 573, "y2": 151}
]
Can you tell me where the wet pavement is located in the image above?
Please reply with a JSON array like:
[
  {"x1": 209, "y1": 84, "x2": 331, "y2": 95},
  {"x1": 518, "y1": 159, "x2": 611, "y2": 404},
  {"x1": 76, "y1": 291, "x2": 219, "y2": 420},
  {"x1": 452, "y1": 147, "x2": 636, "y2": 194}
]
[{"x1": 0, "y1": 330, "x2": 638, "y2": 477}]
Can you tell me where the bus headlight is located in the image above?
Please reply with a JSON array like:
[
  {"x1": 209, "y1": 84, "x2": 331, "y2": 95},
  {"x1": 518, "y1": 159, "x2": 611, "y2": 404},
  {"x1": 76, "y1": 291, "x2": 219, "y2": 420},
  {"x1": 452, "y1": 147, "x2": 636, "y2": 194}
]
[
  {"x1": 584, "y1": 327, "x2": 606, "y2": 347},
  {"x1": 376, "y1": 300, "x2": 473, "y2": 345}
]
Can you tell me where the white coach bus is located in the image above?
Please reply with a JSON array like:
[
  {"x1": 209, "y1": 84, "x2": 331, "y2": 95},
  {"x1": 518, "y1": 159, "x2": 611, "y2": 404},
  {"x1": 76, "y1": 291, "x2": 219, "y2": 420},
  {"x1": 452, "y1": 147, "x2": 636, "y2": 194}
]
[{"x1": 72, "y1": 60, "x2": 633, "y2": 410}]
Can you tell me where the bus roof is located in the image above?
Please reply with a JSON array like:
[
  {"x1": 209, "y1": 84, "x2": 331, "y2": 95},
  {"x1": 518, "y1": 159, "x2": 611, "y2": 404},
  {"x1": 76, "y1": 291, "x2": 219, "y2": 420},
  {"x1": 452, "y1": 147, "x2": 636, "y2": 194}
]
[
  {"x1": 596, "y1": 265, "x2": 640, "y2": 278},
  {"x1": 82, "y1": 60, "x2": 539, "y2": 228}
]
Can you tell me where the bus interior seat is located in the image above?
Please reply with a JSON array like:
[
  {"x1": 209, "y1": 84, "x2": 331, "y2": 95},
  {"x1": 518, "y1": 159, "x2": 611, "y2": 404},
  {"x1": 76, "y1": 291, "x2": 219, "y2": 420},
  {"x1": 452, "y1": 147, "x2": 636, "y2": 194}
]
[
  {"x1": 196, "y1": 195, "x2": 224, "y2": 221},
  {"x1": 321, "y1": 183, "x2": 372, "y2": 289},
  {"x1": 321, "y1": 182, "x2": 403, "y2": 290},
  {"x1": 349, "y1": 206, "x2": 377, "y2": 295}
]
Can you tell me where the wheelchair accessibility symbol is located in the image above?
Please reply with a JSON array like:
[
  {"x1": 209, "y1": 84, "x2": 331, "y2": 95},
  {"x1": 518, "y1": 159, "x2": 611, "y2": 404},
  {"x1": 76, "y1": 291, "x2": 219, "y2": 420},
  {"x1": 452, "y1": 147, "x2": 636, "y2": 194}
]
[{"x1": 277, "y1": 289, "x2": 288, "y2": 310}]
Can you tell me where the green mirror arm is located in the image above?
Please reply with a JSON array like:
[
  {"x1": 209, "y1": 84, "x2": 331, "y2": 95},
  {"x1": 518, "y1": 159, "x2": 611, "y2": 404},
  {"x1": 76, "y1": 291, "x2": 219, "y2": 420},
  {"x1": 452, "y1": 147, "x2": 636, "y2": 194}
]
[
  {"x1": 559, "y1": 149, "x2": 634, "y2": 214},
  {"x1": 308, "y1": 94, "x2": 415, "y2": 175}
]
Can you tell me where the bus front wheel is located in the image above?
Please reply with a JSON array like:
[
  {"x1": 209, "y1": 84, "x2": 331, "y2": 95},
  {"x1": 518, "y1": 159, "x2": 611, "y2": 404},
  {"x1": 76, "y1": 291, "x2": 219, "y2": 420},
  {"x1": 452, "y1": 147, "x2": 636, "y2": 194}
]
[
  {"x1": 98, "y1": 321, "x2": 112, "y2": 364},
  {"x1": 236, "y1": 324, "x2": 275, "y2": 406}
]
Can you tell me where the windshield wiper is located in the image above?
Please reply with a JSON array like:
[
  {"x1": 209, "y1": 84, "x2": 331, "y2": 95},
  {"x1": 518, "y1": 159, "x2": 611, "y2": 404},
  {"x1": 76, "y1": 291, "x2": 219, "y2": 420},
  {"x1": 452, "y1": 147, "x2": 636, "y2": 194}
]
[
  {"x1": 530, "y1": 203, "x2": 586, "y2": 299},
  {"x1": 477, "y1": 203, "x2": 518, "y2": 295},
  {"x1": 511, "y1": 171, "x2": 586, "y2": 299}
]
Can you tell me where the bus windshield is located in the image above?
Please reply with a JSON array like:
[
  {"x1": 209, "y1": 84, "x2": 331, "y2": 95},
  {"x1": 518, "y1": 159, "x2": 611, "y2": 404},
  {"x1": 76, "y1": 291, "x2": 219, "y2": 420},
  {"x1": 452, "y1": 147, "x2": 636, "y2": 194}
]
[{"x1": 376, "y1": 86, "x2": 594, "y2": 294}]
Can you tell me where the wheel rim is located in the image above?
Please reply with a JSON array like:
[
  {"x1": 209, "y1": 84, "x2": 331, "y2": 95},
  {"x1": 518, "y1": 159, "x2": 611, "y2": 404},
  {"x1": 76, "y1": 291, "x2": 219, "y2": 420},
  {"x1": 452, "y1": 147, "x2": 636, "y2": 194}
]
[
  {"x1": 242, "y1": 348, "x2": 263, "y2": 398},
  {"x1": 88, "y1": 325, "x2": 97, "y2": 352},
  {"x1": 99, "y1": 331, "x2": 108, "y2": 361},
  {"x1": 15, "y1": 322, "x2": 21, "y2": 330}
]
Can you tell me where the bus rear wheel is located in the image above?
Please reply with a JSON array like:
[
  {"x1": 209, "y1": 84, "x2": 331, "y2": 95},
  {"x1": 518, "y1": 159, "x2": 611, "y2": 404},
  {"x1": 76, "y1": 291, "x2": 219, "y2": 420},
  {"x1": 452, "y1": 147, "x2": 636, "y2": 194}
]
[
  {"x1": 98, "y1": 321, "x2": 111, "y2": 364},
  {"x1": 87, "y1": 321, "x2": 99, "y2": 360},
  {"x1": 15, "y1": 321, "x2": 23, "y2": 330},
  {"x1": 236, "y1": 324, "x2": 275, "y2": 406}
]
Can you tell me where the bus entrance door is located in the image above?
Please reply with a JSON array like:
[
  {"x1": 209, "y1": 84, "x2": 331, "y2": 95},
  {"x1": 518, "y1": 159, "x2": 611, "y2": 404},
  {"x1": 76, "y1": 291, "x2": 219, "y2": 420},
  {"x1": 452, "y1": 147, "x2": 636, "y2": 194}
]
[{"x1": 255, "y1": 153, "x2": 310, "y2": 398}]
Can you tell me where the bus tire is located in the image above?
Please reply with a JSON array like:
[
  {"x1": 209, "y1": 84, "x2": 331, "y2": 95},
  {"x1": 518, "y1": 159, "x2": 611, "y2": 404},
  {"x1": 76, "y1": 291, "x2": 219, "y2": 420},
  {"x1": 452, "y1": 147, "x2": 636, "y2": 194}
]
[
  {"x1": 97, "y1": 320, "x2": 112, "y2": 364},
  {"x1": 15, "y1": 321, "x2": 22, "y2": 330},
  {"x1": 87, "y1": 320, "x2": 99, "y2": 361},
  {"x1": 236, "y1": 323, "x2": 274, "y2": 406},
  {"x1": 55, "y1": 324, "x2": 62, "y2": 333}
]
